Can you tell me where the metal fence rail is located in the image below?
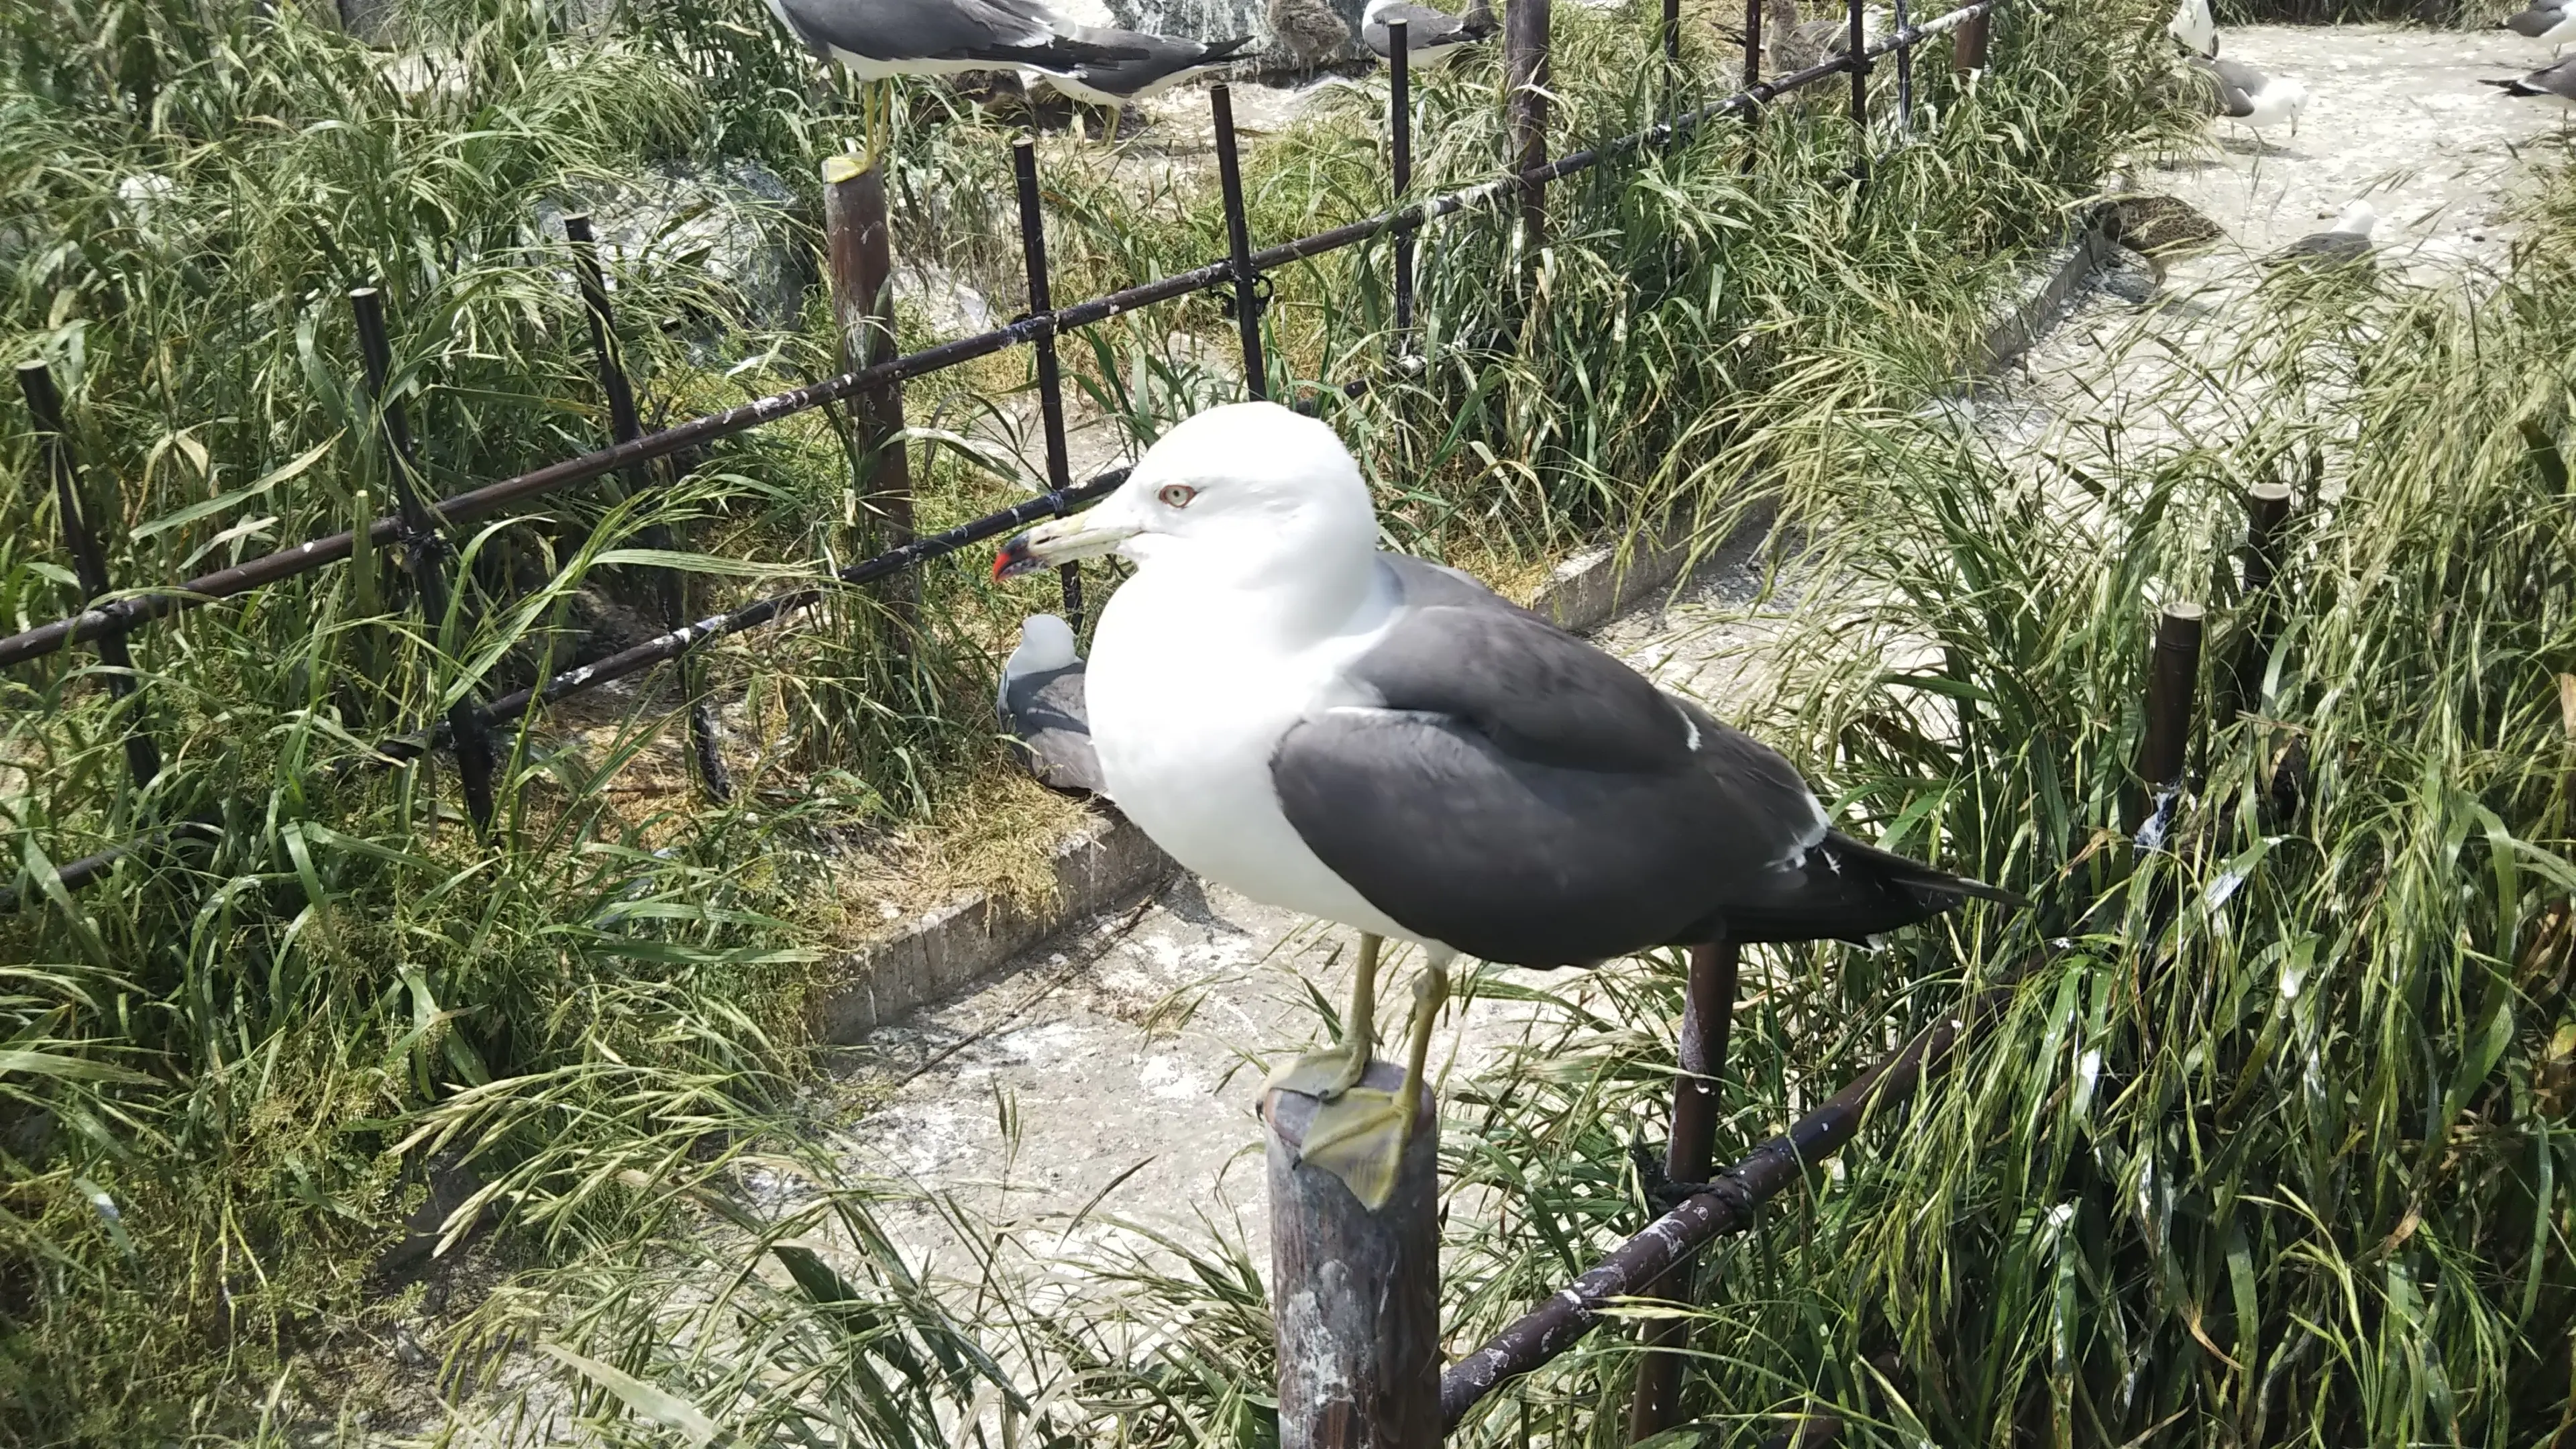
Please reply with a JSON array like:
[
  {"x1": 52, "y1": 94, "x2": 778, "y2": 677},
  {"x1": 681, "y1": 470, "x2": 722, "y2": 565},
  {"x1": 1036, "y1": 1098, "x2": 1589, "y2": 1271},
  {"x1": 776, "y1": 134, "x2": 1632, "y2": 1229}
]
[{"x1": 3, "y1": 0, "x2": 2001, "y2": 898}]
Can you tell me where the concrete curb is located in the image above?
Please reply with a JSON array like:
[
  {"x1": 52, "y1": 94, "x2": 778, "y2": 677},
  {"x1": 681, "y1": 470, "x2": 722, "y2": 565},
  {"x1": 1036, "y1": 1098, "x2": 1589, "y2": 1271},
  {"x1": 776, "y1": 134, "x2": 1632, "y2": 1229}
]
[{"x1": 812, "y1": 225, "x2": 2114, "y2": 1044}]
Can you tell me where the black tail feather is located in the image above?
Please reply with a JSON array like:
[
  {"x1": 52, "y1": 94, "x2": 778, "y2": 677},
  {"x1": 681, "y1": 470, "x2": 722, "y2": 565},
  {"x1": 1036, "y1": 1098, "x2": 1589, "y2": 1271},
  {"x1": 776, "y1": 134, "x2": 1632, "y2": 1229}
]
[{"x1": 1693, "y1": 831, "x2": 2026, "y2": 946}]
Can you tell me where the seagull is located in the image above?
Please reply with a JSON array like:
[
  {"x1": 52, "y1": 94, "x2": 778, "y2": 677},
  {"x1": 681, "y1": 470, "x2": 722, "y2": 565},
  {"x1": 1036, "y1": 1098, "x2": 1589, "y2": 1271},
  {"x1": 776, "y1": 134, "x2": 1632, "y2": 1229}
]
[
  {"x1": 2486, "y1": 54, "x2": 2576, "y2": 105},
  {"x1": 1361, "y1": 0, "x2": 1496, "y2": 69},
  {"x1": 2166, "y1": 0, "x2": 2215, "y2": 58},
  {"x1": 2265, "y1": 201, "x2": 2377, "y2": 269},
  {"x1": 1267, "y1": 0, "x2": 1356, "y2": 70},
  {"x1": 992, "y1": 403, "x2": 2023, "y2": 1208},
  {"x1": 761, "y1": 0, "x2": 1148, "y2": 163},
  {"x1": 2192, "y1": 50, "x2": 2307, "y2": 150},
  {"x1": 1027, "y1": 30, "x2": 1254, "y2": 137},
  {"x1": 2511, "y1": 0, "x2": 2576, "y2": 50},
  {"x1": 997, "y1": 614, "x2": 1107, "y2": 794}
]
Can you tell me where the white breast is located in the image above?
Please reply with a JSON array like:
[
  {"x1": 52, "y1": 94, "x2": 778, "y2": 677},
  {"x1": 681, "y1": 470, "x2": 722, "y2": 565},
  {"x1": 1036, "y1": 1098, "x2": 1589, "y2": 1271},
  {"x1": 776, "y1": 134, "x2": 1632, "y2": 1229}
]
[{"x1": 1084, "y1": 566, "x2": 1424, "y2": 943}]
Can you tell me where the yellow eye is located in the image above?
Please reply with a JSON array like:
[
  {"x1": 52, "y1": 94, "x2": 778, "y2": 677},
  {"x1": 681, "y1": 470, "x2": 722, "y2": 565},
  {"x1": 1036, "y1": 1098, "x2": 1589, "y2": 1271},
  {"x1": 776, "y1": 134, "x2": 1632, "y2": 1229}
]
[{"x1": 1158, "y1": 484, "x2": 1197, "y2": 508}]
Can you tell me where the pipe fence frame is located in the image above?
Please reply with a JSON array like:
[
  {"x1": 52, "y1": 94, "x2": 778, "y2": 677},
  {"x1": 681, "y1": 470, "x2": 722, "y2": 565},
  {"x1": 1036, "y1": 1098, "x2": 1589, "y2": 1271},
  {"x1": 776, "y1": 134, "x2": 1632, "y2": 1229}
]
[{"x1": 3, "y1": 0, "x2": 2002, "y2": 908}]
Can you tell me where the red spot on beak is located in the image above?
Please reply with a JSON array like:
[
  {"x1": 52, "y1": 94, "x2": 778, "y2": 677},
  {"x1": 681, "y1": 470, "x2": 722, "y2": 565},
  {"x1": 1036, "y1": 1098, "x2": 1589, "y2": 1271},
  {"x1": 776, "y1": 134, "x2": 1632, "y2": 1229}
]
[{"x1": 994, "y1": 533, "x2": 1038, "y2": 582}]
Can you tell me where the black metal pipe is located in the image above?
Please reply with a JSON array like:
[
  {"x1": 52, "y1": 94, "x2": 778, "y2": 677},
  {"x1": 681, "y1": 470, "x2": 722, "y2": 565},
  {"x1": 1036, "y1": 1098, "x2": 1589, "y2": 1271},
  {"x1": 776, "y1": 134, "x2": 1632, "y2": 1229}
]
[
  {"x1": 1390, "y1": 19, "x2": 1415, "y2": 344},
  {"x1": 1442, "y1": 975, "x2": 2016, "y2": 1426},
  {"x1": 1013, "y1": 135, "x2": 1086, "y2": 633},
  {"x1": 0, "y1": 0, "x2": 1998, "y2": 676},
  {"x1": 350, "y1": 286, "x2": 498, "y2": 831},
  {"x1": 17, "y1": 361, "x2": 160, "y2": 788},
  {"x1": 1625, "y1": 939, "x2": 1741, "y2": 1440},
  {"x1": 1847, "y1": 0, "x2": 1870, "y2": 138},
  {"x1": 1892, "y1": 0, "x2": 1913, "y2": 134},
  {"x1": 1210, "y1": 85, "x2": 1268, "y2": 400}
]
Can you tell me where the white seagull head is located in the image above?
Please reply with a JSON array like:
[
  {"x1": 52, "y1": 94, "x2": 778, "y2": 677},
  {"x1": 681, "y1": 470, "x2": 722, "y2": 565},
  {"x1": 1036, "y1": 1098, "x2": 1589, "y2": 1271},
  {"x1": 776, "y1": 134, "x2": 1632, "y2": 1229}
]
[
  {"x1": 2331, "y1": 200, "x2": 2377, "y2": 237},
  {"x1": 1006, "y1": 612, "x2": 1079, "y2": 674},
  {"x1": 996, "y1": 402, "x2": 1378, "y2": 585}
]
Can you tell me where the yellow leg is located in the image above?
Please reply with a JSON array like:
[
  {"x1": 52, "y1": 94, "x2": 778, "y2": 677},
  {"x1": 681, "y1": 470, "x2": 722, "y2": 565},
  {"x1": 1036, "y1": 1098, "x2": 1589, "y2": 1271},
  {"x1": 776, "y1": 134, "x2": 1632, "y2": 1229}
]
[
  {"x1": 1267, "y1": 933, "x2": 1381, "y2": 1099},
  {"x1": 1295, "y1": 947, "x2": 1452, "y2": 1212}
]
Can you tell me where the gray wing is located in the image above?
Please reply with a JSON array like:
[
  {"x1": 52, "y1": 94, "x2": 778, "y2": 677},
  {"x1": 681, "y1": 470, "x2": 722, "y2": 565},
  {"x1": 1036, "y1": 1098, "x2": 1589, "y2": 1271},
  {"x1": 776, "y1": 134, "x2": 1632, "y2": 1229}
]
[
  {"x1": 1052, "y1": 29, "x2": 1250, "y2": 93},
  {"x1": 2519, "y1": 58, "x2": 2576, "y2": 99},
  {"x1": 2268, "y1": 231, "x2": 2371, "y2": 267},
  {"x1": 2506, "y1": 3, "x2": 2563, "y2": 36},
  {"x1": 773, "y1": 0, "x2": 1146, "y2": 65},
  {"x1": 1363, "y1": 1, "x2": 1490, "y2": 54},
  {"x1": 1000, "y1": 663, "x2": 1107, "y2": 794},
  {"x1": 1269, "y1": 558, "x2": 1834, "y2": 964},
  {"x1": 2201, "y1": 55, "x2": 2265, "y2": 115}
]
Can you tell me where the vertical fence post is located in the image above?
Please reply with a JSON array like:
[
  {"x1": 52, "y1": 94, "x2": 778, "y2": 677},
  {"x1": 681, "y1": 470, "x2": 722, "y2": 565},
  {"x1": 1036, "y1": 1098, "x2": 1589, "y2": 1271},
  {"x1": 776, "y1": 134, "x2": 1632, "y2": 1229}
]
[
  {"x1": 17, "y1": 361, "x2": 160, "y2": 790},
  {"x1": 1845, "y1": 0, "x2": 1870, "y2": 138},
  {"x1": 1267, "y1": 1061, "x2": 1441, "y2": 1449},
  {"x1": 2128, "y1": 602, "x2": 2203, "y2": 843},
  {"x1": 1210, "y1": 85, "x2": 1269, "y2": 400},
  {"x1": 1625, "y1": 939, "x2": 1741, "y2": 1441},
  {"x1": 1952, "y1": 5, "x2": 1989, "y2": 74},
  {"x1": 350, "y1": 286, "x2": 498, "y2": 833},
  {"x1": 1389, "y1": 20, "x2": 1417, "y2": 354},
  {"x1": 2229, "y1": 480, "x2": 2292, "y2": 720},
  {"x1": 1660, "y1": 0, "x2": 1679, "y2": 68},
  {"x1": 1011, "y1": 136, "x2": 1085, "y2": 633},
  {"x1": 823, "y1": 156, "x2": 918, "y2": 627},
  {"x1": 563, "y1": 213, "x2": 731, "y2": 802},
  {"x1": 1506, "y1": 0, "x2": 1551, "y2": 257},
  {"x1": 1892, "y1": 0, "x2": 1913, "y2": 136}
]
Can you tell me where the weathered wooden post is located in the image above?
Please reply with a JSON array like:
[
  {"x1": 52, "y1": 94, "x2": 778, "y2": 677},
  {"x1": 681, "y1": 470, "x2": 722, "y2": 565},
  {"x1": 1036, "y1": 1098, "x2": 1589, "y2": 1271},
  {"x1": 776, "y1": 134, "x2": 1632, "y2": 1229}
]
[
  {"x1": 2127, "y1": 601, "x2": 2203, "y2": 843},
  {"x1": 822, "y1": 156, "x2": 918, "y2": 627},
  {"x1": 1505, "y1": 0, "x2": 1550, "y2": 257},
  {"x1": 349, "y1": 286, "x2": 499, "y2": 833},
  {"x1": 17, "y1": 360, "x2": 160, "y2": 790},
  {"x1": 561, "y1": 213, "x2": 731, "y2": 801},
  {"x1": 1624, "y1": 940, "x2": 1739, "y2": 1440},
  {"x1": 2227, "y1": 480, "x2": 2293, "y2": 720},
  {"x1": 1951, "y1": 5, "x2": 1989, "y2": 74},
  {"x1": 1267, "y1": 1059, "x2": 1441, "y2": 1448}
]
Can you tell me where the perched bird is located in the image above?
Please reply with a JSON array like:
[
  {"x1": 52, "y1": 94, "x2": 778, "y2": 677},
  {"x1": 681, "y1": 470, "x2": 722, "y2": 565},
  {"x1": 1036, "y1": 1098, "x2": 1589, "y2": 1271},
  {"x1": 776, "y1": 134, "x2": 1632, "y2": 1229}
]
[
  {"x1": 761, "y1": 0, "x2": 1147, "y2": 163},
  {"x1": 2485, "y1": 54, "x2": 2576, "y2": 105},
  {"x1": 993, "y1": 403, "x2": 2021, "y2": 1208},
  {"x1": 1266, "y1": 0, "x2": 1357, "y2": 70},
  {"x1": 2513, "y1": 0, "x2": 2576, "y2": 50},
  {"x1": 1361, "y1": 0, "x2": 1495, "y2": 68},
  {"x1": 2265, "y1": 201, "x2": 2377, "y2": 270},
  {"x1": 2192, "y1": 50, "x2": 2307, "y2": 150},
  {"x1": 2166, "y1": 0, "x2": 2216, "y2": 58},
  {"x1": 1763, "y1": 0, "x2": 1854, "y2": 74},
  {"x1": 2101, "y1": 193, "x2": 2226, "y2": 285},
  {"x1": 996, "y1": 614, "x2": 1106, "y2": 794},
  {"x1": 1029, "y1": 30, "x2": 1254, "y2": 137}
]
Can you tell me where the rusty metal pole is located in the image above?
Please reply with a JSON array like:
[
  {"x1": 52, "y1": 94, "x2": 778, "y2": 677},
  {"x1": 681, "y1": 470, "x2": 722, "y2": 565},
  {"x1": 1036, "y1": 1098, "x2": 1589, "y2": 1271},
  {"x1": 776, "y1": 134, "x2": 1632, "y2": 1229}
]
[
  {"x1": 349, "y1": 286, "x2": 498, "y2": 833},
  {"x1": 1625, "y1": 940, "x2": 1739, "y2": 1441},
  {"x1": 17, "y1": 361, "x2": 160, "y2": 789},
  {"x1": 823, "y1": 156, "x2": 918, "y2": 630},
  {"x1": 1390, "y1": 20, "x2": 1416, "y2": 350},
  {"x1": 562, "y1": 214, "x2": 731, "y2": 802},
  {"x1": 1267, "y1": 1061, "x2": 1441, "y2": 1449},
  {"x1": 2128, "y1": 602, "x2": 2203, "y2": 843},
  {"x1": 1210, "y1": 85, "x2": 1270, "y2": 400},
  {"x1": 1011, "y1": 135, "x2": 1085, "y2": 633},
  {"x1": 1505, "y1": 0, "x2": 1551, "y2": 257}
]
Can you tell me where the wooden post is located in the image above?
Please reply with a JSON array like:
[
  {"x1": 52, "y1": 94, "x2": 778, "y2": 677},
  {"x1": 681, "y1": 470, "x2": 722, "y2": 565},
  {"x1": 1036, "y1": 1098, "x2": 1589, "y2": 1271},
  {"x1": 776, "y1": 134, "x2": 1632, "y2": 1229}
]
[
  {"x1": 2228, "y1": 481, "x2": 2292, "y2": 719},
  {"x1": 822, "y1": 156, "x2": 917, "y2": 626},
  {"x1": 17, "y1": 361, "x2": 160, "y2": 789},
  {"x1": 1267, "y1": 1060, "x2": 1441, "y2": 1449},
  {"x1": 1625, "y1": 941, "x2": 1739, "y2": 1441},
  {"x1": 1951, "y1": 6, "x2": 1988, "y2": 73},
  {"x1": 2128, "y1": 602, "x2": 2202, "y2": 841},
  {"x1": 1505, "y1": 0, "x2": 1550, "y2": 257}
]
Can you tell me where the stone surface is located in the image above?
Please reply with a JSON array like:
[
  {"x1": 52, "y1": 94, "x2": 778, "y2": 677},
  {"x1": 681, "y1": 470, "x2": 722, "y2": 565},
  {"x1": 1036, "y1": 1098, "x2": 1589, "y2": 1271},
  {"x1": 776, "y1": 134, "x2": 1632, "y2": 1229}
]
[{"x1": 539, "y1": 162, "x2": 806, "y2": 334}]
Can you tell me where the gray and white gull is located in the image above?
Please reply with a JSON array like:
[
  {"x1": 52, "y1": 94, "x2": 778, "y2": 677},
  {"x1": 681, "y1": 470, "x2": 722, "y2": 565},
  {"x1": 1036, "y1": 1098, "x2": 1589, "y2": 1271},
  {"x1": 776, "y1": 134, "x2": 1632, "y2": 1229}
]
[{"x1": 993, "y1": 403, "x2": 2021, "y2": 1208}]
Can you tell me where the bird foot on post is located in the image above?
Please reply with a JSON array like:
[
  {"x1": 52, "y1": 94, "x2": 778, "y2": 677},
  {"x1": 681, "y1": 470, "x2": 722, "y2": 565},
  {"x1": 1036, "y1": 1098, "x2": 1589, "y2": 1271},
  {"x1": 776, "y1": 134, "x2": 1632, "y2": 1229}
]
[
  {"x1": 1267, "y1": 1045, "x2": 1375, "y2": 1099},
  {"x1": 1298, "y1": 1083, "x2": 1411, "y2": 1210}
]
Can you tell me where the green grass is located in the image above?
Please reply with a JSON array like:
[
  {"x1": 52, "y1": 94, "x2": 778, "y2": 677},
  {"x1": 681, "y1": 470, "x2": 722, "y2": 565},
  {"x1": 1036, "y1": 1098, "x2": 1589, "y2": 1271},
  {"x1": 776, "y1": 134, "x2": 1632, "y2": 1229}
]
[{"x1": 0, "y1": 0, "x2": 2195, "y2": 1437}]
